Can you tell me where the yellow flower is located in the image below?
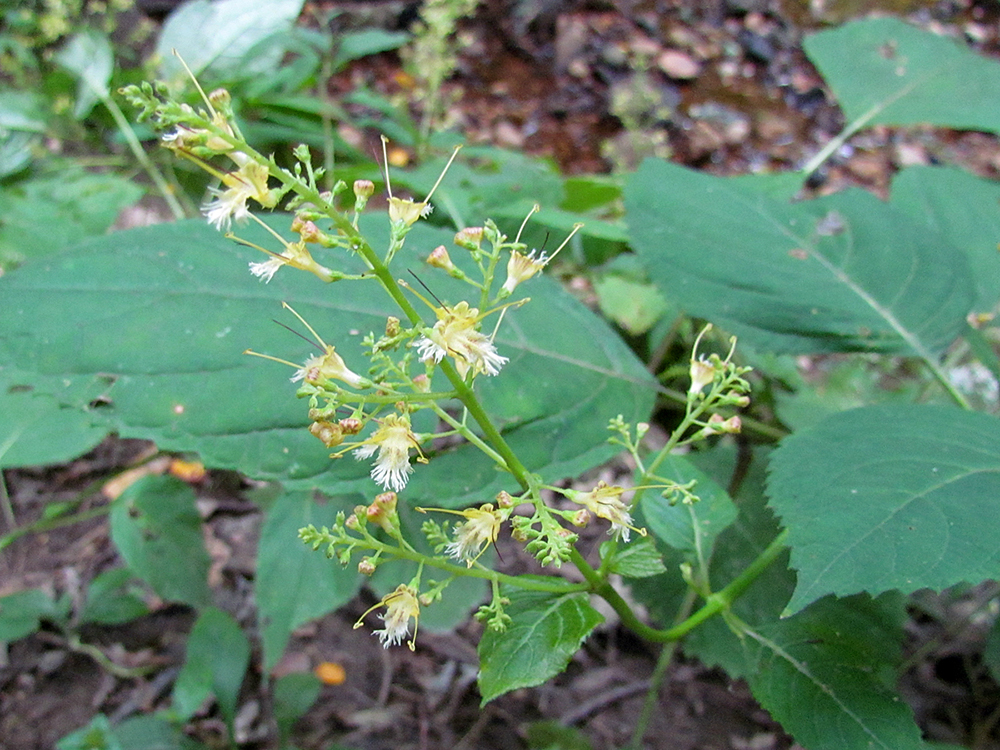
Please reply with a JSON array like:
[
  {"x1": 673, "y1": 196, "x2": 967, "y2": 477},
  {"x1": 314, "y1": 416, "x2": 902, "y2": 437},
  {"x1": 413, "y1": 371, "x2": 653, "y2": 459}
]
[
  {"x1": 292, "y1": 345, "x2": 367, "y2": 389},
  {"x1": 202, "y1": 160, "x2": 274, "y2": 230},
  {"x1": 354, "y1": 584, "x2": 421, "y2": 650},
  {"x1": 353, "y1": 413, "x2": 424, "y2": 492},
  {"x1": 381, "y1": 136, "x2": 460, "y2": 229},
  {"x1": 418, "y1": 503, "x2": 505, "y2": 567},
  {"x1": 415, "y1": 301, "x2": 508, "y2": 377},
  {"x1": 567, "y1": 481, "x2": 645, "y2": 542}
]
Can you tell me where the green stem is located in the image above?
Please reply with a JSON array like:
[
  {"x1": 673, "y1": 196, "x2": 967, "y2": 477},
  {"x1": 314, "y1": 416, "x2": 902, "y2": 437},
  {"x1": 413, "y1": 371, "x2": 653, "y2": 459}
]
[
  {"x1": 102, "y1": 92, "x2": 186, "y2": 220},
  {"x1": 0, "y1": 500, "x2": 111, "y2": 552},
  {"x1": 365, "y1": 535, "x2": 586, "y2": 594}
]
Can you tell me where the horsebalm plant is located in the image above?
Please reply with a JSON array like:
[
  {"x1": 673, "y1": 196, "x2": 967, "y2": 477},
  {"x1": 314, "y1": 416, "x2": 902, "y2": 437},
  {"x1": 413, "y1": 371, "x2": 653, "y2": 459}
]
[{"x1": 121, "y1": 75, "x2": 788, "y2": 701}]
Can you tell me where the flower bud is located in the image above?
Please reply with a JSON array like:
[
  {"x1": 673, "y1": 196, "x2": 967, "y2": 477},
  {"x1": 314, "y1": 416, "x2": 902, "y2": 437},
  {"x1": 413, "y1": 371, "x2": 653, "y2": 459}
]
[
  {"x1": 385, "y1": 316, "x2": 400, "y2": 337},
  {"x1": 309, "y1": 420, "x2": 344, "y2": 448},
  {"x1": 426, "y1": 245, "x2": 456, "y2": 271},
  {"x1": 358, "y1": 558, "x2": 377, "y2": 576},
  {"x1": 412, "y1": 374, "x2": 430, "y2": 392},
  {"x1": 354, "y1": 179, "x2": 375, "y2": 200},
  {"x1": 346, "y1": 513, "x2": 361, "y2": 531},
  {"x1": 495, "y1": 490, "x2": 514, "y2": 508},
  {"x1": 454, "y1": 227, "x2": 484, "y2": 251},
  {"x1": 339, "y1": 417, "x2": 363, "y2": 435},
  {"x1": 208, "y1": 88, "x2": 231, "y2": 108},
  {"x1": 297, "y1": 220, "x2": 323, "y2": 244},
  {"x1": 571, "y1": 509, "x2": 591, "y2": 527}
]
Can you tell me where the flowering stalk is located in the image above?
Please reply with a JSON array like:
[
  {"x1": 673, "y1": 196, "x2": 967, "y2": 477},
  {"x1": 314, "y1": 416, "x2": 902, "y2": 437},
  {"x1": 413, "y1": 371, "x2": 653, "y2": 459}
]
[{"x1": 122, "y1": 75, "x2": 786, "y2": 657}]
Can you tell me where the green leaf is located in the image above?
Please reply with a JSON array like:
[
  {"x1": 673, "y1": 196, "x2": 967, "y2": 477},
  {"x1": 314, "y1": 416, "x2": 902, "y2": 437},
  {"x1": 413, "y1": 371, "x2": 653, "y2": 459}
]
[
  {"x1": 109, "y1": 476, "x2": 211, "y2": 608},
  {"x1": 640, "y1": 453, "x2": 737, "y2": 557},
  {"x1": 53, "y1": 31, "x2": 113, "y2": 118},
  {"x1": 172, "y1": 607, "x2": 251, "y2": 727},
  {"x1": 113, "y1": 715, "x2": 205, "y2": 750},
  {"x1": 0, "y1": 369, "x2": 110, "y2": 468},
  {"x1": 273, "y1": 672, "x2": 321, "y2": 745},
  {"x1": 890, "y1": 166, "x2": 1000, "y2": 314},
  {"x1": 333, "y1": 29, "x2": 409, "y2": 72},
  {"x1": 625, "y1": 159, "x2": 974, "y2": 354},
  {"x1": 0, "y1": 169, "x2": 143, "y2": 268},
  {"x1": 767, "y1": 404, "x2": 1000, "y2": 613},
  {"x1": 600, "y1": 536, "x2": 667, "y2": 578},
  {"x1": 746, "y1": 593, "x2": 929, "y2": 750},
  {"x1": 804, "y1": 18, "x2": 1000, "y2": 134},
  {"x1": 524, "y1": 720, "x2": 593, "y2": 750},
  {"x1": 56, "y1": 714, "x2": 122, "y2": 750},
  {"x1": 592, "y1": 273, "x2": 667, "y2": 336},
  {"x1": 256, "y1": 491, "x2": 362, "y2": 670},
  {"x1": 78, "y1": 568, "x2": 148, "y2": 626},
  {"x1": 0, "y1": 588, "x2": 61, "y2": 641},
  {"x1": 477, "y1": 587, "x2": 604, "y2": 704},
  {"x1": 672, "y1": 446, "x2": 794, "y2": 676},
  {"x1": 156, "y1": 0, "x2": 306, "y2": 84},
  {"x1": 0, "y1": 216, "x2": 655, "y2": 505}
]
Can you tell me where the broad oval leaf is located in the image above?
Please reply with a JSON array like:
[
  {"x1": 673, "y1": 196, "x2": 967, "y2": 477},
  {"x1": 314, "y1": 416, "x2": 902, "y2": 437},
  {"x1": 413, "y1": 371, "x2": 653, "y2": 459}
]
[
  {"x1": 625, "y1": 159, "x2": 973, "y2": 354},
  {"x1": 477, "y1": 587, "x2": 603, "y2": 704},
  {"x1": 0, "y1": 217, "x2": 655, "y2": 505},
  {"x1": 890, "y1": 166, "x2": 1000, "y2": 315},
  {"x1": 804, "y1": 18, "x2": 1000, "y2": 135},
  {"x1": 256, "y1": 491, "x2": 362, "y2": 670},
  {"x1": 767, "y1": 404, "x2": 1000, "y2": 613},
  {"x1": 747, "y1": 594, "x2": 929, "y2": 750}
]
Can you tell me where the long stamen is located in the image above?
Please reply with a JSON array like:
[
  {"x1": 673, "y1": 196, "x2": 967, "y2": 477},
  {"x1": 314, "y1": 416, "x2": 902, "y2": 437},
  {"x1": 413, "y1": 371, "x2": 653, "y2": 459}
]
[
  {"x1": 172, "y1": 49, "x2": 217, "y2": 118},
  {"x1": 380, "y1": 135, "x2": 393, "y2": 199},
  {"x1": 424, "y1": 145, "x2": 462, "y2": 203},
  {"x1": 281, "y1": 301, "x2": 327, "y2": 349},
  {"x1": 515, "y1": 203, "x2": 540, "y2": 245}
]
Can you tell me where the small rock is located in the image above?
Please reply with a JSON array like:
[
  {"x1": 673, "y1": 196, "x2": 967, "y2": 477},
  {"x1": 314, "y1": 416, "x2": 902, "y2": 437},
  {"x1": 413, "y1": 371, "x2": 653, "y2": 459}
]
[{"x1": 657, "y1": 49, "x2": 701, "y2": 79}]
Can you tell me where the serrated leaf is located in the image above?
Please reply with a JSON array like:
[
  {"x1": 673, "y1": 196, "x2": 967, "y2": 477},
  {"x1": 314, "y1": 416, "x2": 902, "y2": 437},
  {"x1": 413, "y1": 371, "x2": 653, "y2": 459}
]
[
  {"x1": 601, "y1": 537, "x2": 667, "y2": 578},
  {"x1": 256, "y1": 491, "x2": 362, "y2": 670},
  {"x1": 172, "y1": 607, "x2": 250, "y2": 727},
  {"x1": 890, "y1": 166, "x2": 1000, "y2": 314},
  {"x1": 0, "y1": 216, "x2": 654, "y2": 505},
  {"x1": 109, "y1": 476, "x2": 211, "y2": 608},
  {"x1": 767, "y1": 404, "x2": 1000, "y2": 613},
  {"x1": 477, "y1": 588, "x2": 603, "y2": 704},
  {"x1": 640, "y1": 453, "x2": 737, "y2": 557},
  {"x1": 747, "y1": 593, "x2": 929, "y2": 750},
  {"x1": 625, "y1": 159, "x2": 973, "y2": 354},
  {"x1": 804, "y1": 18, "x2": 1000, "y2": 134}
]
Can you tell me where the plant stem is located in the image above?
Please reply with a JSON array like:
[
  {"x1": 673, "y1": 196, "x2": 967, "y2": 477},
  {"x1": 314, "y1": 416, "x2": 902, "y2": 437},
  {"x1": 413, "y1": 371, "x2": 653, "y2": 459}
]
[{"x1": 101, "y1": 92, "x2": 186, "y2": 220}]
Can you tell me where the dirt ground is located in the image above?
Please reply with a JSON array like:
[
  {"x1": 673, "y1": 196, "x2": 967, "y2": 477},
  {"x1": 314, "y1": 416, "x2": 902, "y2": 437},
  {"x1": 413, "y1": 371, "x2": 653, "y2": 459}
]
[{"x1": 4, "y1": 1, "x2": 1000, "y2": 748}]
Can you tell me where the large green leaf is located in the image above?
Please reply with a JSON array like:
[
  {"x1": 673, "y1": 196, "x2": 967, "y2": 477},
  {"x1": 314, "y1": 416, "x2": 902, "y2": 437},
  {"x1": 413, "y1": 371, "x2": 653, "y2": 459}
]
[
  {"x1": 890, "y1": 166, "x2": 1000, "y2": 315},
  {"x1": 804, "y1": 18, "x2": 1000, "y2": 135},
  {"x1": 767, "y1": 404, "x2": 1000, "y2": 613},
  {"x1": 746, "y1": 594, "x2": 930, "y2": 750},
  {"x1": 156, "y1": 0, "x2": 306, "y2": 84},
  {"x1": 477, "y1": 587, "x2": 603, "y2": 704},
  {"x1": 0, "y1": 216, "x2": 655, "y2": 504},
  {"x1": 256, "y1": 491, "x2": 362, "y2": 670},
  {"x1": 0, "y1": 368, "x2": 110, "y2": 468},
  {"x1": 624, "y1": 159, "x2": 973, "y2": 354}
]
